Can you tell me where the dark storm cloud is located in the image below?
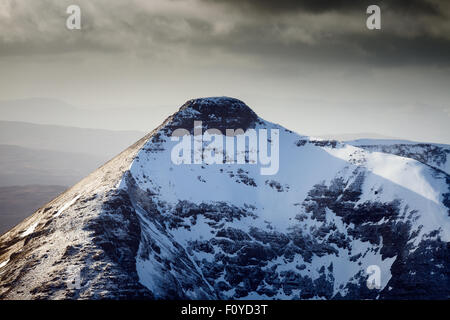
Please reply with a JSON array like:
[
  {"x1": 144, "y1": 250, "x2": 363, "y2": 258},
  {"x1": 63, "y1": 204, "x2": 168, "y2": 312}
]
[
  {"x1": 0, "y1": 0, "x2": 449, "y2": 67},
  {"x1": 190, "y1": 25, "x2": 450, "y2": 68},
  {"x1": 202, "y1": 0, "x2": 441, "y2": 15},
  {"x1": 349, "y1": 33, "x2": 450, "y2": 66},
  {"x1": 192, "y1": 0, "x2": 450, "y2": 67}
]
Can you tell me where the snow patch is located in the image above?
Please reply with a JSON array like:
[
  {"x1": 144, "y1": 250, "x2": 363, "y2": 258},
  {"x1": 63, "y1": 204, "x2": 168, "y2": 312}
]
[
  {"x1": 54, "y1": 195, "x2": 81, "y2": 217},
  {"x1": 0, "y1": 259, "x2": 9, "y2": 269},
  {"x1": 21, "y1": 221, "x2": 38, "y2": 237}
]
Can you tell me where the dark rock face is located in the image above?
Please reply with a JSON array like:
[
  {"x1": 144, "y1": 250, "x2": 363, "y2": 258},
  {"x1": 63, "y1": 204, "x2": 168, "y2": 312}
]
[
  {"x1": 381, "y1": 236, "x2": 450, "y2": 299},
  {"x1": 303, "y1": 175, "x2": 412, "y2": 261},
  {"x1": 166, "y1": 97, "x2": 260, "y2": 133},
  {"x1": 82, "y1": 190, "x2": 154, "y2": 299},
  {"x1": 443, "y1": 176, "x2": 450, "y2": 216}
]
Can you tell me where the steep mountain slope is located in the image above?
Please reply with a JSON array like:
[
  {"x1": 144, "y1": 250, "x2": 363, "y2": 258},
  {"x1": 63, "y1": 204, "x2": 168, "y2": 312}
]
[{"x1": 0, "y1": 97, "x2": 449, "y2": 299}]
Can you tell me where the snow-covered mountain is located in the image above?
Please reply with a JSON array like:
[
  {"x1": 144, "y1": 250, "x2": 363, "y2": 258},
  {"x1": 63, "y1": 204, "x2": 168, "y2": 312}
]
[{"x1": 0, "y1": 97, "x2": 449, "y2": 299}]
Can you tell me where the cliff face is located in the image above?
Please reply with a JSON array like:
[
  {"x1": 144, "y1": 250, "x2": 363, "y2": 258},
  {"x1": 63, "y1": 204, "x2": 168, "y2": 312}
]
[{"x1": 0, "y1": 97, "x2": 449, "y2": 300}]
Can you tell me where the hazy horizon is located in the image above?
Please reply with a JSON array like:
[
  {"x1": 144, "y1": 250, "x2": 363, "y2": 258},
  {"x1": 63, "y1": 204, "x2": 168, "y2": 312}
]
[{"x1": 0, "y1": 96, "x2": 448, "y2": 144}]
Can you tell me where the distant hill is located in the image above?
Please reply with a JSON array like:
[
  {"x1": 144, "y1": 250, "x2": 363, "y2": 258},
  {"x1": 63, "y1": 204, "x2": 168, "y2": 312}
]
[
  {"x1": 0, "y1": 185, "x2": 67, "y2": 235},
  {"x1": 315, "y1": 133, "x2": 401, "y2": 141},
  {"x1": 0, "y1": 120, "x2": 144, "y2": 158},
  {"x1": 0, "y1": 144, "x2": 108, "y2": 187},
  {"x1": 0, "y1": 98, "x2": 168, "y2": 132}
]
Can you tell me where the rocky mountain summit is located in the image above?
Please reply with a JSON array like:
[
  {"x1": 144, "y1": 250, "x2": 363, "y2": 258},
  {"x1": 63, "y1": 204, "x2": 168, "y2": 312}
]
[{"x1": 0, "y1": 97, "x2": 449, "y2": 299}]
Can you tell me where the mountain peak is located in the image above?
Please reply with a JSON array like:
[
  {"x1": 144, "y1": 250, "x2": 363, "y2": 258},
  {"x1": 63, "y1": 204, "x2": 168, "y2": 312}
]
[
  {"x1": 166, "y1": 97, "x2": 259, "y2": 132},
  {"x1": 180, "y1": 96, "x2": 251, "y2": 112}
]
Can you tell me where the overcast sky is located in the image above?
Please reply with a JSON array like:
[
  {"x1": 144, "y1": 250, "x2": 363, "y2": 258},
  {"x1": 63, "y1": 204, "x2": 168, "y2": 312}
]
[{"x1": 0, "y1": 0, "x2": 449, "y2": 143}]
